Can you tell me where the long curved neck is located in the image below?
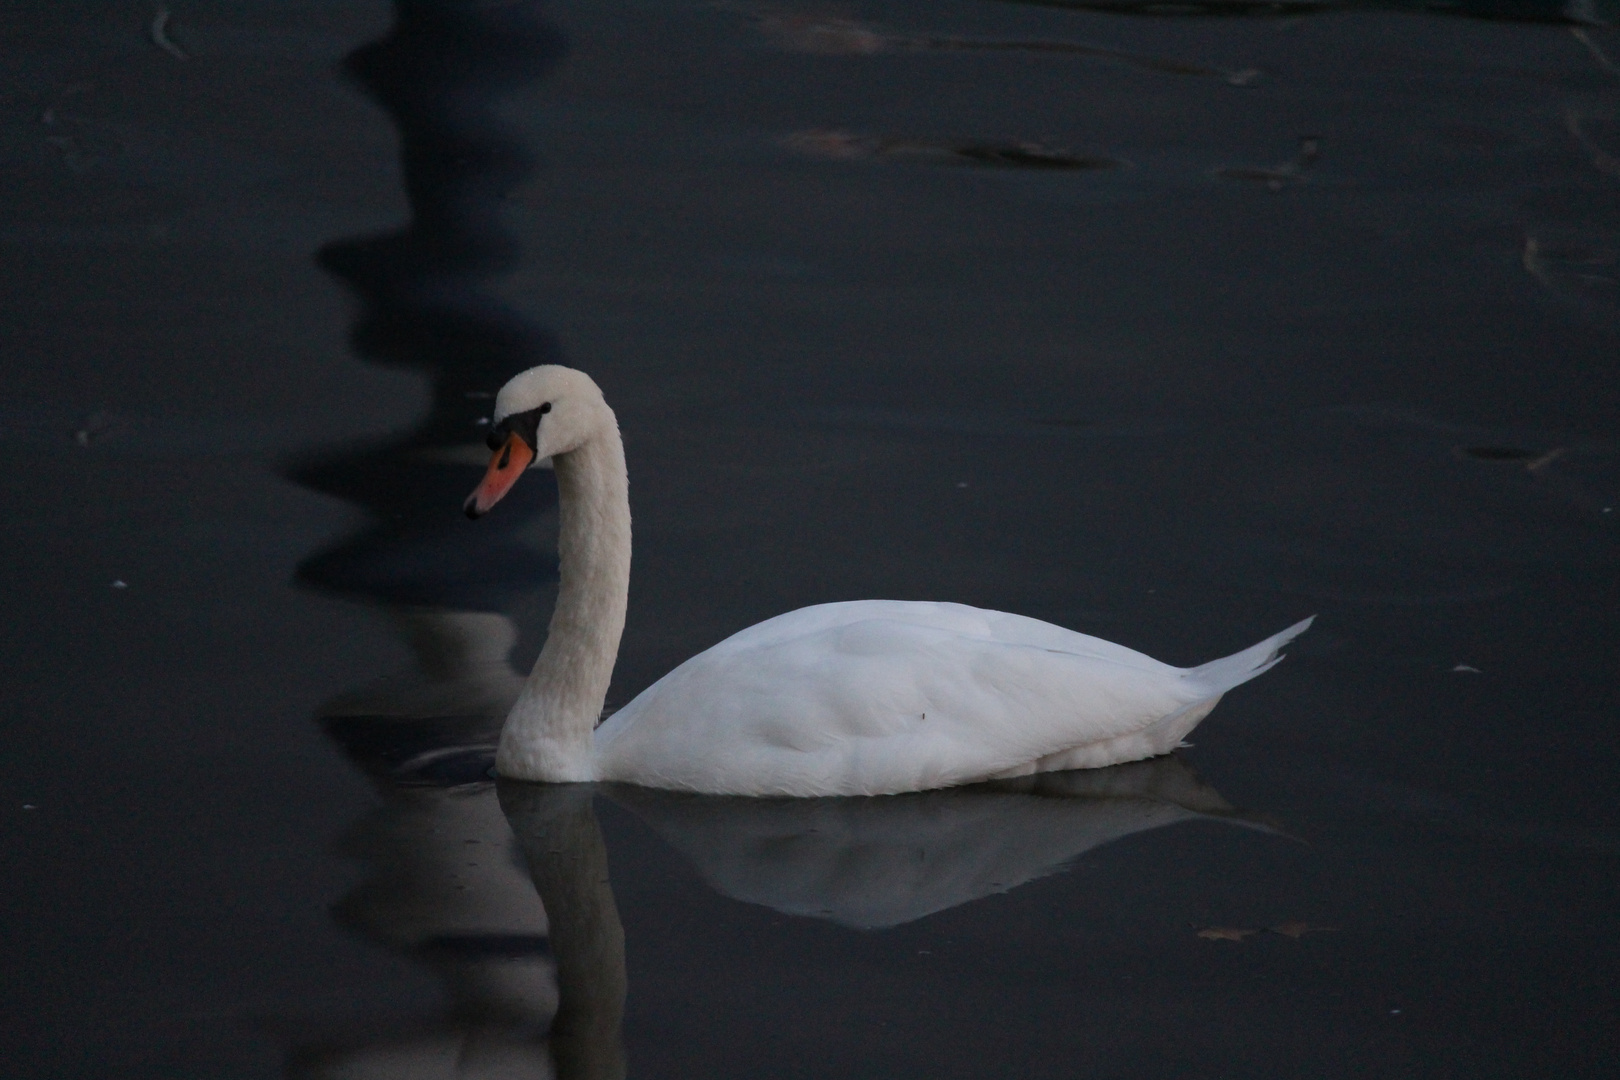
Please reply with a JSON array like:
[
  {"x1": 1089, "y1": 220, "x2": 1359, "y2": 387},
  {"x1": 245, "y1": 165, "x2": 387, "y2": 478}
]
[{"x1": 497, "y1": 416, "x2": 631, "y2": 782}]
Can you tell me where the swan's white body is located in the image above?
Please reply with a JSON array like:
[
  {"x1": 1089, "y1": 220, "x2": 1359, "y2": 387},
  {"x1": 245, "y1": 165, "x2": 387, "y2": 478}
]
[
  {"x1": 471, "y1": 366, "x2": 1311, "y2": 797},
  {"x1": 595, "y1": 600, "x2": 1307, "y2": 796}
]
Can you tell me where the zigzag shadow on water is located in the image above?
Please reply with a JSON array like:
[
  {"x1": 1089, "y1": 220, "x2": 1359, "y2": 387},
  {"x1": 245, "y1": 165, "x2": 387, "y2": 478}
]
[
  {"x1": 283, "y1": 2, "x2": 582, "y2": 1077},
  {"x1": 604, "y1": 754, "x2": 1280, "y2": 930},
  {"x1": 286, "y1": 0, "x2": 567, "y2": 631},
  {"x1": 296, "y1": 611, "x2": 574, "y2": 1079}
]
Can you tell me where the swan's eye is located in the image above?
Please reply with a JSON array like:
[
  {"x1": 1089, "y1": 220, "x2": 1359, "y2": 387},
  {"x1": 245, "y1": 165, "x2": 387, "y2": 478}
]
[{"x1": 488, "y1": 404, "x2": 547, "y2": 452}]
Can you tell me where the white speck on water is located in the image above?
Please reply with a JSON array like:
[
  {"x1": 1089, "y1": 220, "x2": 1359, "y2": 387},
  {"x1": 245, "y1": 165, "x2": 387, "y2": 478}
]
[
  {"x1": 956, "y1": 481, "x2": 969, "y2": 488},
  {"x1": 1451, "y1": 664, "x2": 1480, "y2": 673},
  {"x1": 475, "y1": 417, "x2": 490, "y2": 426},
  {"x1": 111, "y1": 580, "x2": 127, "y2": 589},
  {"x1": 22, "y1": 804, "x2": 37, "y2": 810},
  {"x1": 1604, "y1": 507, "x2": 1613, "y2": 513},
  {"x1": 1390, "y1": 1009, "x2": 1402, "y2": 1015},
  {"x1": 918, "y1": 949, "x2": 931, "y2": 955}
]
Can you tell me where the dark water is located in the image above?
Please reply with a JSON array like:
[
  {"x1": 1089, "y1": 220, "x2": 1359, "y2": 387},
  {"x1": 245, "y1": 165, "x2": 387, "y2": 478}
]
[{"x1": 4, "y1": 1, "x2": 1618, "y2": 1076}]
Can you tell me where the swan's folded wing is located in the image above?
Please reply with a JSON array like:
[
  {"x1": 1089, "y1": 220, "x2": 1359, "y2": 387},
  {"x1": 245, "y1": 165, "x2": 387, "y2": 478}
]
[
  {"x1": 702, "y1": 601, "x2": 1165, "y2": 671},
  {"x1": 595, "y1": 617, "x2": 1202, "y2": 796}
]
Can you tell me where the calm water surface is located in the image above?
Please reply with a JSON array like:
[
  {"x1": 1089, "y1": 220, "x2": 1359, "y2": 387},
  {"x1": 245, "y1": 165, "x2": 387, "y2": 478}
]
[{"x1": 3, "y1": 1, "x2": 1618, "y2": 1077}]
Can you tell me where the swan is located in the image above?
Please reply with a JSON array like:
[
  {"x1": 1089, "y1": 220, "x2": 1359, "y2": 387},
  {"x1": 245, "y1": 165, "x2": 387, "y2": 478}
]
[{"x1": 465, "y1": 365, "x2": 1312, "y2": 796}]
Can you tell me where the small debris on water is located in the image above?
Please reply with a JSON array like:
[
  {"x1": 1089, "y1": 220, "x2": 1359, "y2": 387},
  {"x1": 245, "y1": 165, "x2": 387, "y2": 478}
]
[
  {"x1": 752, "y1": 12, "x2": 887, "y2": 54},
  {"x1": 111, "y1": 580, "x2": 128, "y2": 589},
  {"x1": 150, "y1": 6, "x2": 189, "y2": 61},
  {"x1": 1452, "y1": 664, "x2": 1480, "y2": 673},
  {"x1": 75, "y1": 412, "x2": 120, "y2": 446},
  {"x1": 1197, "y1": 926, "x2": 1257, "y2": 942},
  {"x1": 781, "y1": 129, "x2": 1126, "y2": 171},
  {"x1": 956, "y1": 481, "x2": 969, "y2": 488},
  {"x1": 951, "y1": 142, "x2": 1125, "y2": 170},
  {"x1": 22, "y1": 804, "x2": 37, "y2": 810},
  {"x1": 1217, "y1": 136, "x2": 1319, "y2": 190},
  {"x1": 740, "y1": 9, "x2": 1258, "y2": 85},
  {"x1": 1390, "y1": 1008, "x2": 1403, "y2": 1015},
  {"x1": 1525, "y1": 448, "x2": 1567, "y2": 472},
  {"x1": 1270, "y1": 921, "x2": 1336, "y2": 938}
]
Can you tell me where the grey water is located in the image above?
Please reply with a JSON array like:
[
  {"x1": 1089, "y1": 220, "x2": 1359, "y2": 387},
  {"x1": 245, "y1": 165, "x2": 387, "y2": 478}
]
[{"x1": 3, "y1": 0, "x2": 1618, "y2": 1076}]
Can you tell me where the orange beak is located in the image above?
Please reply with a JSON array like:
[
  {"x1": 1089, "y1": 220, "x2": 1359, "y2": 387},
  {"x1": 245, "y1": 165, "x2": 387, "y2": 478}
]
[{"x1": 464, "y1": 432, "x2": 536, "y2": 518}]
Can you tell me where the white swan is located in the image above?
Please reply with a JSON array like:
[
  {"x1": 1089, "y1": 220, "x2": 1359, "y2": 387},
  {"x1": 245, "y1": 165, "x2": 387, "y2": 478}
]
[{"x1": 465, "y1": 365, "x2": 1312, "y2": 796}]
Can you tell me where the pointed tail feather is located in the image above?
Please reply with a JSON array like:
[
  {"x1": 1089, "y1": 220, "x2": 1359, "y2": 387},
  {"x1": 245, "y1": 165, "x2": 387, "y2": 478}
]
[{"x1": 1182, "y1": 616, "x2": 1315, "y2": 696}]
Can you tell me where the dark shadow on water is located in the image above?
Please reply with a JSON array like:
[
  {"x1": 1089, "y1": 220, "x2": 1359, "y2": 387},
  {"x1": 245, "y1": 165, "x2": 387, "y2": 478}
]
[
  {"x1": 287, "y1": 0, "x2": 567, "y2": 617},
  {"x1": 280, "y1": 2, "x2": 576, "y2": 1076}
]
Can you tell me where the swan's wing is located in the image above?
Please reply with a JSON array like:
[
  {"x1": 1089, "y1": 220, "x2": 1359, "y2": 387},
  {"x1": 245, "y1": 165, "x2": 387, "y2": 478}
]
[
  {"x1": 596, "y1": 613, "x2": 1203, "y2": 796},
  {"x1": 706, "y1": 601, "x2": 1169, "y2": 668}
]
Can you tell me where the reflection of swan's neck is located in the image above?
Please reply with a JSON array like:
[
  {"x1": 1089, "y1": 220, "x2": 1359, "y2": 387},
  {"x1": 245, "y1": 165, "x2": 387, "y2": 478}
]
[
  {"x1": 497, "y1": 421, "x2": 631, "y2": 781},
  {"x1": 499, "y1": 782, "x2": 628, "y2": 1080}
]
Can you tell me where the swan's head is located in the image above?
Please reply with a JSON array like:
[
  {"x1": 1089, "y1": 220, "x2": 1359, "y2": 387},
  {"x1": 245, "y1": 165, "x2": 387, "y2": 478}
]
[{"x1": 464, "y1": 365, "x2": 612, "y2": 519}]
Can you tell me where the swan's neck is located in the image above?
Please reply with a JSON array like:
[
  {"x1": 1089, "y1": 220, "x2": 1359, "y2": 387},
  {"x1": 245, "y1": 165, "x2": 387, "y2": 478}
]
[{"x1": 497, "y1": 418, "x2": 630, "y2": 782}]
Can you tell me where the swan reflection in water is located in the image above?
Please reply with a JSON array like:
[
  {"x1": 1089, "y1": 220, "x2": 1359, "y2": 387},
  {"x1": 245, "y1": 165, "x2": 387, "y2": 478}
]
[
  {"x1": 299, "y1": 602, "x2": 1273, "y2": 1078},
  {"x1": 607, "y1": 755, "x2": 1271, "y2": 930},
  {"x1": 295, "y1": 610, "x2": 555, "y2": 1080}
]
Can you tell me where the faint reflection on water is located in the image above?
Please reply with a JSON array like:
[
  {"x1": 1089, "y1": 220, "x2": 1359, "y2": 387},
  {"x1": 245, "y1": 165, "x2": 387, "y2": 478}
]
[
  {"x1": 284, "y1": 0, "x2": 572, "y2": 1075},
  {"x1": 491, "y1": 763, "x2": 1272, "y2": 1076},
  {"x1": 605, "y1": 755, "x2": 1271, "y2": 929}
]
